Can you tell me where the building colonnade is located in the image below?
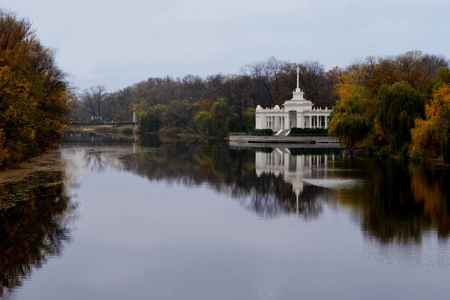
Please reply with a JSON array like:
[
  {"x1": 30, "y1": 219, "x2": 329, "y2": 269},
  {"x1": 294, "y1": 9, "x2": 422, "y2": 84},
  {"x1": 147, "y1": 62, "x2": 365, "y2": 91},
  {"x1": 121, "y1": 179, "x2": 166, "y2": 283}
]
[{"x1": 259, "y1": 112, "x2": 331, "y2": 131}]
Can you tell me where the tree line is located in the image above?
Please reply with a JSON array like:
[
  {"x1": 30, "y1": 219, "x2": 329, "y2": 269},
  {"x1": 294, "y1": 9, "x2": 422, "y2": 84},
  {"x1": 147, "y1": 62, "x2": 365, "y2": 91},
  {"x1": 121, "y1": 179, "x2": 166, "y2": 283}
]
[
  {"x1": 0, "y1": 12, "x2": 70, "y2": 169},
  {"x1": 70, "y1": 57, "x2": 339, "y2": 135},
  {"x1": 3, "y1": 10, "x2": 450, "y2": 165},
  {"x1": 327, "y1": 51, "x2": 450, "y2": 163}
]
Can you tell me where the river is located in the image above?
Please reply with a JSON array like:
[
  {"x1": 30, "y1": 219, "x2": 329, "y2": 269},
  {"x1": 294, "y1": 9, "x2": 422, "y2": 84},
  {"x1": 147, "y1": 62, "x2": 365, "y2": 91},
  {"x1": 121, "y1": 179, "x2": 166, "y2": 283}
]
[{"x1": 1, "y1": 133, "x2": 450, "y2": 300}]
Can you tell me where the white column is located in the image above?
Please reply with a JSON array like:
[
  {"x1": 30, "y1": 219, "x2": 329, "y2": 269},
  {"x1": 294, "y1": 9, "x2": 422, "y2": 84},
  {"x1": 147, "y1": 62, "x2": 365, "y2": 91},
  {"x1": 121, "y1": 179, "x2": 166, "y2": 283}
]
[
  {"x1": 309, "y1": 116, "x2": 312, "y2": 128},
  {"x1": 325, "y1": 116, "x2": 329, "y2": 128}
]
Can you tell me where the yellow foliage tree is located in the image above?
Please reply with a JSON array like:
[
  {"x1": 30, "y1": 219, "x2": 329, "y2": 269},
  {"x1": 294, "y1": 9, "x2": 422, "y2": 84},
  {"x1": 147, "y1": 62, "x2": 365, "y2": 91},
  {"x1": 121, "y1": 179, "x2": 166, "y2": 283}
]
[
  {"x1": 410, "y1": 84, "x2": 450, "y2": 160},
  {"x1": 328, "y1": 66, "x2": 369, "y2": 149},
  {"x1": 0, "y1": 12, "x2": 70, "y2": 169}
]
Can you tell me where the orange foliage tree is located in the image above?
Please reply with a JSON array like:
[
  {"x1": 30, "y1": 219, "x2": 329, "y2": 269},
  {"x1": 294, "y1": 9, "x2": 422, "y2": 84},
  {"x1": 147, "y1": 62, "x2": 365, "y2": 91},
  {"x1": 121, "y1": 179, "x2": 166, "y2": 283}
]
[
  {"x1": 0, "y1": 12, "x2": 70, "y2": 169},
  {"x1": 410, "y1": 84, "x2": 450, "y2": 161}
]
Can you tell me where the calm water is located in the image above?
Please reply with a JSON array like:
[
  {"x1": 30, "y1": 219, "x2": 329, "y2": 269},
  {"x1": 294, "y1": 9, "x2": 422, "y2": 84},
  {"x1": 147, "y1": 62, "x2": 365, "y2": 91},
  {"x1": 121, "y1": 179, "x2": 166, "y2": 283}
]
[{"x1": 1, "y1": 133, "x2": 450, "y2": 300}]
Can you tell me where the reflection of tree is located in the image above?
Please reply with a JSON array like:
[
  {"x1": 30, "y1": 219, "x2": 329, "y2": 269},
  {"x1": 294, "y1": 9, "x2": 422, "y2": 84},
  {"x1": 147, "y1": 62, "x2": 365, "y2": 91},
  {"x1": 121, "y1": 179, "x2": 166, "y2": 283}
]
[
  {"x1": 122, "y1": 140, "x2": 450, "y2": 243},
  {"x1": 120, "y1": 141, "x2": 332, "y2": 219},
  {"x1": 83, "y1": 150, "x2": 107, "y2": 173},
  {"x1": 409, "y1": 164, "x2": 450, "y2": 237},
  {"x1": 63, "y1": 132, "x2": 136, "y2": 145},
  {"x1": 241, "y1": 173, "x2": 332, "y2": 218},
  {"x1": 339, "y1": 160, "x2": 450, "y2": 243},
  {"x1": 0, "y1": 171, "x2": 76, "y2": 298}
]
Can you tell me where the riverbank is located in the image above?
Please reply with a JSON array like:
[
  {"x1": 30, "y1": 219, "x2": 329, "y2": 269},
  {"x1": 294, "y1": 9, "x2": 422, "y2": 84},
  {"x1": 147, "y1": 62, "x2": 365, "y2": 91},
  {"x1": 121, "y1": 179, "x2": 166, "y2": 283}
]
[
  {"x1": 0, "y1": 148, "x2": 64, "y2": 186},
  {"x1": 0, "y1": 147, "x2": 66, "y2": 211}
]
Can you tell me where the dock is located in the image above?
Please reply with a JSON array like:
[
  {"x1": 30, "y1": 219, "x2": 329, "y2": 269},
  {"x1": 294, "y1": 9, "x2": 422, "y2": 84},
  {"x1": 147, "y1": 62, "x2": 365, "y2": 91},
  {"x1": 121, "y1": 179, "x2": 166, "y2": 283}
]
[{"x1": 228, "y1": 135, "x2": 341, "y2": 145}]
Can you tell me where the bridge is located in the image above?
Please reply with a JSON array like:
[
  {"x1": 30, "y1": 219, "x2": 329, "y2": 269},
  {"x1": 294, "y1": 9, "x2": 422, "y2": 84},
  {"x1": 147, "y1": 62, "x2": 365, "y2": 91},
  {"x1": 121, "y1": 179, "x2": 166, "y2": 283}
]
[
  {"x1": 68, "y1": 109, "x2": 138, "y2": 127},
  {"x1": 69, "y1": 122, "x2": 138, "y2": 126}
]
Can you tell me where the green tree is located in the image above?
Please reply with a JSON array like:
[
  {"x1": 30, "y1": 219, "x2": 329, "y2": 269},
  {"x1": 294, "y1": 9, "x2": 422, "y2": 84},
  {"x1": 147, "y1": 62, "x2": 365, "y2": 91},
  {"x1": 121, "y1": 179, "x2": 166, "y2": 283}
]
[
  {"x1": 139, "y1": 104, "x2": 166, "y2": 133},
  {"x1": 328, "y1": 68, "x2": 369, "y2": 150},
  {"x1": 376, "y1": 81, "x2": 425, "y2": 154},
  {"x1": 163, "y1": 100, "x2": 199, "y2": 133},
  {"x1": 195, "y1": 111, "x2": 214, "y2": 135}
]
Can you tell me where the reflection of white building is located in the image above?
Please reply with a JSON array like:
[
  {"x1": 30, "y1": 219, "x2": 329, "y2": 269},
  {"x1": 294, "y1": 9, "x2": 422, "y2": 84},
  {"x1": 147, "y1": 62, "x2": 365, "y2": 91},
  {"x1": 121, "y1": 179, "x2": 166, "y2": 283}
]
[
  {"x1": 255, "y1": 67, "x2": 332, "y2": 131},
  {"x1": 255, "y1": 148, "x2": 336, "y2": 196},
  {"x1": 255, "y1": 148, "x2": 337, "y2": 215}
]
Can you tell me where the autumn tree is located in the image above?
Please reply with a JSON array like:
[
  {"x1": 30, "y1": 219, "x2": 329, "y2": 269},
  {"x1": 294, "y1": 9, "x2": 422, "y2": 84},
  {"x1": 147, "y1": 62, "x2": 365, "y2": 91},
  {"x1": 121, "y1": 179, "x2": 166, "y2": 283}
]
[
  {"x1": 330, "y1": 51, "x2": 448, "y2": 157},
  {"x1": 0, "y1": 12, "x2": 70, "y2": 168},
  {"x1": 410, "y1": 84, "x2": 450, "y2": 162},
  {"x1": 328, "y1": 67, "x2": 369, "y2": 151}
]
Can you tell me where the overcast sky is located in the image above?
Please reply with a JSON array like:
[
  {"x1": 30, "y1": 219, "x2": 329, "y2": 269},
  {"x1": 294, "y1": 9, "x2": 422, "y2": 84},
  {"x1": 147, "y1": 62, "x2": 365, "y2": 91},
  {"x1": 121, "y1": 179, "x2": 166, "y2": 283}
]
[{"x1": 3, "y1": 0, "x2": 449, "y2": 92}]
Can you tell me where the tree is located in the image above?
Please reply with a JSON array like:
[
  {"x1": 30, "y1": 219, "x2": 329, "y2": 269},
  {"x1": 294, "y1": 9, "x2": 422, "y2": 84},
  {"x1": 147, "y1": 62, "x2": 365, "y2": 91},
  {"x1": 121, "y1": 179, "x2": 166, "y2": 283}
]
[
  {"x1": 209, "y1": 98, "x2": 237, "y2": 136},
  {"x1": 241, "y1": 56, "x2": 288, "y2": 108},
  {"x1": 81, "y1": 86, "x2": 106, "y2": 121},
  {"x1": 328, "y1": 67, "x2": 369, "y2": 151},
  {"x1": 281, "y1": 61, "x2": 338, "y2": 108},
  {"x1": 410, "y1": 84, "x2": 450, "y2": 161},
  {"x1": 376, "y1": 81, "x2": 425, "y2": 153},
  {"x1": 139, "y1": 104, "x2": 166, "y2": 133},
  {"x1": 163, "y1": 100, "x2": 199, "y2": 133},
  {"x1": 0, "y1": 12, "x2": 70, "y2": 168}
]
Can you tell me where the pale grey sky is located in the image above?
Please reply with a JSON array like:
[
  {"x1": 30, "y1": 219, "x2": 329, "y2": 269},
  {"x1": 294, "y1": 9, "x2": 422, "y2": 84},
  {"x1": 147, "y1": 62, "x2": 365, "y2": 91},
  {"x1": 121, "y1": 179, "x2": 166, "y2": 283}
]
[{"x1": 3, "y1": 0, "x2": 449, "y2": 92}]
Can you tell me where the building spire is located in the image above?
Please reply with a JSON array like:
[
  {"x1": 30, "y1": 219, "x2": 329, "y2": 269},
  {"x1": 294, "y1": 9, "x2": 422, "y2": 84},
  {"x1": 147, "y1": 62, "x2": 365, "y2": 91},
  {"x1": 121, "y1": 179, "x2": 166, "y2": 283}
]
[{"x1": 292, "y1": 65, "x2": 304, "y2": 100}]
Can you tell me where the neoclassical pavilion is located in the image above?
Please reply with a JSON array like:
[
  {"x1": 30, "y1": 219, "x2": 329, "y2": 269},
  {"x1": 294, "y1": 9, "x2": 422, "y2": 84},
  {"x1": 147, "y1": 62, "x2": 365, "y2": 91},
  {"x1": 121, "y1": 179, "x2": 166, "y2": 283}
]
[{"x1": 255, "y1": 67, "x2": 332, "y2": 131}]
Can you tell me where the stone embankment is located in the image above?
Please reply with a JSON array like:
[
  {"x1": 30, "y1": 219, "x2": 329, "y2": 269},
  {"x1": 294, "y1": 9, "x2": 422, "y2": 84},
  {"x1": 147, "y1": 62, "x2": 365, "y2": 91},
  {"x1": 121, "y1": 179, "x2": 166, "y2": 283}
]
[{"x1": 229, "y1": 135, "x2": 340, "y2": 145}]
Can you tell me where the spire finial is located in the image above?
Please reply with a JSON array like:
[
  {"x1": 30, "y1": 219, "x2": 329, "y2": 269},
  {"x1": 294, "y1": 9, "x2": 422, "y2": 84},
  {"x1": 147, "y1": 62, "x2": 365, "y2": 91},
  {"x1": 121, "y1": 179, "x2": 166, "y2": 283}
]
[{"x1": 296, "y1": 66, "x2": 300, "y2": 90}]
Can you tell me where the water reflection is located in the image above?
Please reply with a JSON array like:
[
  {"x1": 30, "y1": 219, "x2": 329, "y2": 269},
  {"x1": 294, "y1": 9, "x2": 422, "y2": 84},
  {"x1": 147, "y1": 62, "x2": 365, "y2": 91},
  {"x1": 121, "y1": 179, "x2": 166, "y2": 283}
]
[
  {"x1": 117, "y1": 139, "x2": 450, "y2": 244},
  {"x1": 0, "y1": 171, "x2": 76, "y2": 298},
  {"x1": 3, "y1": 134, "x2": 450, "y2": 299},
  {"x1": 60, "y1": 134, "x2": 450, "y2": 244},
  {"x1": 120, "y1": 141, "x2": 318, "y2": 218},
  {"x1": 255, "y1": 148, "x2": 342, "y2": 217},
  {"x1": 339, "y1": 160, "x2": 450, "y2": 243}
]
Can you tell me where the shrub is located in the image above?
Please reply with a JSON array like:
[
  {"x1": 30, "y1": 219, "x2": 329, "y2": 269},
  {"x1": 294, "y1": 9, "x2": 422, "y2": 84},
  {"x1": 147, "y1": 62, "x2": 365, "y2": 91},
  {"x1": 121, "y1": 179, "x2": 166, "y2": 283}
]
[
  {"x1": 289, "y1": 128, "x2": 328, "y2": 136},
  {"x1": 250, "y1": 129, "x2": 273, "y2": 136}
]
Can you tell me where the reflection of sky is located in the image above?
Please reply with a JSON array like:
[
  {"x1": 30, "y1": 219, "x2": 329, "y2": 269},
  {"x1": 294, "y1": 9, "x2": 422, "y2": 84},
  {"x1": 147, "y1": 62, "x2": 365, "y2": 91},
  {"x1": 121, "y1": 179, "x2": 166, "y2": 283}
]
[
  {"x1": 14, "y1": 159, "x2": 450, "y2": 300},
  {"x1": 61, "y1": 145, "x2": 136, "y2": 189}
]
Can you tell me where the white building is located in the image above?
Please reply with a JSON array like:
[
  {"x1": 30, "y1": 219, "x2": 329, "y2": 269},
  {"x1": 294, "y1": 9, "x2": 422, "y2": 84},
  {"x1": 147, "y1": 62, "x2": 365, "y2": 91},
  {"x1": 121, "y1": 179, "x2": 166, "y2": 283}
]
[{"x1": 255, "y1": 67, "x2": 332, "y2": 131}]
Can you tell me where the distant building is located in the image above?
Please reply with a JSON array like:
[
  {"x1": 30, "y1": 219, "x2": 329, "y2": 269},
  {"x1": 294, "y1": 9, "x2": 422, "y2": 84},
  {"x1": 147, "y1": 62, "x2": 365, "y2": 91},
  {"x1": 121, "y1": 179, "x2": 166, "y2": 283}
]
[{"x1": 255, "y1": 67, "x2": 332, "y2": 131}]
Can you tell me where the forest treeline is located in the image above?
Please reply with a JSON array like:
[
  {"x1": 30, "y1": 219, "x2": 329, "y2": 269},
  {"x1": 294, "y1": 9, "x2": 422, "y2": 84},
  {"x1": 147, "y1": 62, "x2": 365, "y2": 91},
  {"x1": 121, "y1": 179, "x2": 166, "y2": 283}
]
[
  {"x1": 70, "y1": 57, "x2": 339, "y2": 135},
  {"x1": 71, "y1": 50, "x2": 450, "y2": 163},
  {"x1": 327, "y1": 51, "x2": 450, "y2": 163},
  {"x1": 3, "y1": 11, "x2": 450, "y2": 166},
  {"x1": 0, "y1": 12, "x2": 70, "y2": 169}
]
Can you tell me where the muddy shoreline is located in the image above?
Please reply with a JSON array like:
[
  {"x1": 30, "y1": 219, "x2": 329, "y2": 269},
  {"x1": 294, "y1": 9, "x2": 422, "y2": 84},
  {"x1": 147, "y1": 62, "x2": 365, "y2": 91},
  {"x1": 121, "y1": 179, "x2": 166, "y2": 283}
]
[{"x1": 0, "y1": 147, "x2": 65, "y2": 185}]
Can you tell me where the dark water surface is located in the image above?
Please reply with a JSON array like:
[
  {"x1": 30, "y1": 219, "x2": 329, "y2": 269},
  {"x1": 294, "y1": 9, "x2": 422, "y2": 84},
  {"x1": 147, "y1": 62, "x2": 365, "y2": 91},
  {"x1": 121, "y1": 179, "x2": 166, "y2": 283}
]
[{"x1": 1, "y1": 133, "x2": 450, "y2": 300}]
